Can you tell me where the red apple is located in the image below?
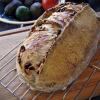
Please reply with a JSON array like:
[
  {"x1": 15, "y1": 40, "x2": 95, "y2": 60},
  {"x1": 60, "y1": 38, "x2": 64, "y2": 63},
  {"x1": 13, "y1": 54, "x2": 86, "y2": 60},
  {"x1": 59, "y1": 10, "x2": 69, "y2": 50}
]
[{"x1": 42, "y1": 0, "x2": 59, "y2": 10}]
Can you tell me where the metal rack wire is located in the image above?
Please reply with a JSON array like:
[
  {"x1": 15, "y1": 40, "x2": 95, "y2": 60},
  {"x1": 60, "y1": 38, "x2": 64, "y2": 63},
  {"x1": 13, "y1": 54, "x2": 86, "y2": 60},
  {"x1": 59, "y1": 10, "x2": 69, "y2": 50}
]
[{"x1": 0, "y1": 39, "x2": 100, "y2": 100}]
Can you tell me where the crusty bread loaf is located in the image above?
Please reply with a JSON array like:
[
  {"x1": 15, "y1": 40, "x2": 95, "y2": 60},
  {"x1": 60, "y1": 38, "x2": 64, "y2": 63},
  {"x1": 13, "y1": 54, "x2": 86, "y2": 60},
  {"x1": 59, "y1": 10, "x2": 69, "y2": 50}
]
[{"x1": 16, "y1": 2, "x2": 100, "y2": 92}]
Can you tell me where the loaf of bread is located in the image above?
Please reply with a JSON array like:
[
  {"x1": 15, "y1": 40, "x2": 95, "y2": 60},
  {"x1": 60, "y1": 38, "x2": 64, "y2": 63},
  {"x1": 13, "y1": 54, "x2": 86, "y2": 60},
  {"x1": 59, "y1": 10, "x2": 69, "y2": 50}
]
[{"x1": 16, "y1": 2, "x2": 100, "y2": 92}]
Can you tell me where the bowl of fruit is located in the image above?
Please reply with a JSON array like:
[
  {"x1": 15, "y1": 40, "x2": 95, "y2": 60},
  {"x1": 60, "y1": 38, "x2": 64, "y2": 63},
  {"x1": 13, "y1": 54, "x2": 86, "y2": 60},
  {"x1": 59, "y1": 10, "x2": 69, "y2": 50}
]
[{"x1": 0, "y1": 0, "x2": 59, "y2": 25}]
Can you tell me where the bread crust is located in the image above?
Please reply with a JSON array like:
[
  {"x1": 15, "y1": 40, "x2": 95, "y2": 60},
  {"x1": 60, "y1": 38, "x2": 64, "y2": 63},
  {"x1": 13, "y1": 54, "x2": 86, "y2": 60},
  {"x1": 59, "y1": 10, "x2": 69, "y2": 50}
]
[{"x1": 16, "y1": 3, "x2": 100, "y2": 92}]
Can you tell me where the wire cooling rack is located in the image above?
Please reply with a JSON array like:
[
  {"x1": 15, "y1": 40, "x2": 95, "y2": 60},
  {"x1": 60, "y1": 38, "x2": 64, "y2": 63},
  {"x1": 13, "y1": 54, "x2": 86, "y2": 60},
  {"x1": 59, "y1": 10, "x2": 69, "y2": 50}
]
[{"x1": 0, "y1": 29, "x2": 100, "y2": 100}]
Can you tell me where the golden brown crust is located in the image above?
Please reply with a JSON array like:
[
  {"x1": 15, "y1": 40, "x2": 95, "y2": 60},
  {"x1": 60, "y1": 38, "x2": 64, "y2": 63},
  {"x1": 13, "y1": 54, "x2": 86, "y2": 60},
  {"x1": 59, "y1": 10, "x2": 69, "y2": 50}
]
[{"x1": 16, "y1": 3, "x2": 100, "y2": 92}]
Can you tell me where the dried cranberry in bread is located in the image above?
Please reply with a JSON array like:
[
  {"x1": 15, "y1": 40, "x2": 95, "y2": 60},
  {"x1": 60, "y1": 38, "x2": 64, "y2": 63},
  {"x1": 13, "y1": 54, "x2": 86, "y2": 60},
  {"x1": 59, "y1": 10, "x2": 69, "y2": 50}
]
[{"x1": 16, "y1": 2, "x2": 100, "y2": 92}]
